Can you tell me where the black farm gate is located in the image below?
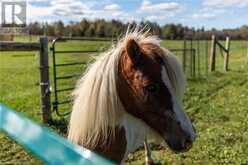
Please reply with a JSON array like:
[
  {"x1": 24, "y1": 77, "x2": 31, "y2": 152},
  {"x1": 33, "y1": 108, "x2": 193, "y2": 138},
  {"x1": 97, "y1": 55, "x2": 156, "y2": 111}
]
[
  {"x1": 49, "y1": 38, "x2": 209, "y2": 117},
  {"x1": 50, "y1": 37, "x2": 113, "y2": 116}
]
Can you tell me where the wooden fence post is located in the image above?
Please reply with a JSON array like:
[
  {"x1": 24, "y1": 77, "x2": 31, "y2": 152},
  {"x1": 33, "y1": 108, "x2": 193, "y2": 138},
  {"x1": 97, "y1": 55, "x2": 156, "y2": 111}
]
[
  {"x1": 39, "y1": 37, "x2": 52, "y2": 123},
  {"x1": 224, "y1": 37, "x2": 230, "y2": 71},
  {"x1": 209, "y1": 35, "x2": 216, "y2": 72}
]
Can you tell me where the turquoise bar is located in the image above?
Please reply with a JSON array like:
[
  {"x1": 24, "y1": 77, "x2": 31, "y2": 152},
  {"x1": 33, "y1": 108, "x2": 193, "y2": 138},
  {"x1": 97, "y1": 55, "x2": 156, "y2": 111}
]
[{"x1": 0, "y1": 103, "x2": 117, "y2": 165}]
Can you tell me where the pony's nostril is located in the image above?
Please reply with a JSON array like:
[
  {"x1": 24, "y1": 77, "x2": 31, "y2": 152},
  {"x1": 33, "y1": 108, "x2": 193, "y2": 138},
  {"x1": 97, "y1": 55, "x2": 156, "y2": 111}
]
[
  {"x1": 181, "y1": 135, "x2": 192, "y2": 150},
  {"x1": 184, "y1": 137, "x2": 192, "y2": 149}
]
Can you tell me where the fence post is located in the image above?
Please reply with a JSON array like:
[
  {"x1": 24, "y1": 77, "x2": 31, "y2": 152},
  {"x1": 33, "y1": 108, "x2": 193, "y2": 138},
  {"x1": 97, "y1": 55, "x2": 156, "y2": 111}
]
[
  {"x1": 197, "y1": 39, "x2": 200, "y2": 76},
  {"x1": 209, "y1": 35, "x2": 216, "y2": 72},
  {"x1": 192, "y1": 49, "x2": 196, "y2": 77},
  {"x1": 224, "y1": 37, "x2": 230, "y2": 71},
  {"x1": 182, "y1": 39, "x2": 186, "y2": 72},
  {"x1": 39, "y1": 37, "x2": 52, "y2": 123},
  {"x1": 205, "y1": 40, "x2": 209, "y2": 75}
]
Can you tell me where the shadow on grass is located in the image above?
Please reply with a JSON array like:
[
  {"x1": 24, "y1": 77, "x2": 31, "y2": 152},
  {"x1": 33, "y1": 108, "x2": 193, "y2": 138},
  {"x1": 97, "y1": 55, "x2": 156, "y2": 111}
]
[{"x1": 48, "y1": 118, "x2": 68, "y2": 135}]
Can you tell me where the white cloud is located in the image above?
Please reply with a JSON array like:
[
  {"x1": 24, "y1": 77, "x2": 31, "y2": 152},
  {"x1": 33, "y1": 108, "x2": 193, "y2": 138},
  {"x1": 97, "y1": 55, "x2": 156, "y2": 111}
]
[
  {"x1": 192, "y1": 13, "x2": 215, "y2": 19},
  {"x1": 203, "y1": 0, "x2": 248, "y2": 8},
  {"x1": 188, "y1": 0, "x2": 245, "y2": 22},
  {"x1": 190, "y1": 8, "x2": 227, "y2": 20},
  {"x1": 104, "y1": 4, "x2": 121, "y2": 11},
  {"x1": 146, "y1": 13, "x2": 176, "y2": 21},
  {"x1": 139, "y1": 0, "x2": 182, "y2": 13},
  {"x1": 27, "y1": 3, "x2": 53, "y2": 22},
  {"x1": 27, "y1": 0, "x2": 137, "y2": 23},
  {"x1": 50, "y1": 0, "x2": 90, "y2": 16},
  {"x1": 27, "y1": 0, "x2": 92, "y2": 22},
  {"x1": 83, "y1": 10, "x2": 135, "y2": 22},
  {"x1": 137, "y1": 0, "x2": 183, "y2": 22}
]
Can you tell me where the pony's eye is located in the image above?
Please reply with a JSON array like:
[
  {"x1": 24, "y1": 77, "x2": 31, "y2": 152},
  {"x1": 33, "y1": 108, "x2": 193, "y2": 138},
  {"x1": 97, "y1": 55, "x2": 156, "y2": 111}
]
[{"x1": 146, "y1": 84, "x2": 159, "y2": 93}]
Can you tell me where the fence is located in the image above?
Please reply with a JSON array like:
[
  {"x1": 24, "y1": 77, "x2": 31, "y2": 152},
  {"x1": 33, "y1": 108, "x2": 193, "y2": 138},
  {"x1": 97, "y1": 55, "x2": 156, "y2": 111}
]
[
  {"x1": 0, "y1": 103, "x2": 116, "y2": 165},
  {"x1": 168, "y1": 39, "x2": 210, "y2": 77},
  {"x1": 209, "y1": 35, "x2": 230, "y2": 72}
]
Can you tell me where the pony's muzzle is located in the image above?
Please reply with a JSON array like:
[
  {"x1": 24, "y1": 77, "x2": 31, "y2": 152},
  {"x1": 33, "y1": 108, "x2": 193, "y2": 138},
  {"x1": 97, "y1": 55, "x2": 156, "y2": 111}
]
[
  {"x1": 181, "y1": 135, "x2": 193, "y2": 151},
  {"x1": 165, "y1": 123, "x2": 196, "y2": 153},
  {"x1": 180, "y1": 124, "x2": 196, "y2": 152},
  {"x1": 166, "y1": 134, "x2": 194, "y2": 153}
]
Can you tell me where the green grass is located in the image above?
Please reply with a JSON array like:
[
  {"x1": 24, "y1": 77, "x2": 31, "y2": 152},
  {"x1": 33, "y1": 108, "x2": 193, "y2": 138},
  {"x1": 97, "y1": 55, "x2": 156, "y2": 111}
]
[{"x1": 1, "y1": 38, "x2": 248, "y2": 164}]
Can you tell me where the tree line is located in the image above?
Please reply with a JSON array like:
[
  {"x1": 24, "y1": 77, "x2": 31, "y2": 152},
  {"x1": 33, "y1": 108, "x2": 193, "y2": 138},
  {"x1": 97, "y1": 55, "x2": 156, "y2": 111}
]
[{"x1": 27, "y1": 19, "x2": 248, "y2": 40}]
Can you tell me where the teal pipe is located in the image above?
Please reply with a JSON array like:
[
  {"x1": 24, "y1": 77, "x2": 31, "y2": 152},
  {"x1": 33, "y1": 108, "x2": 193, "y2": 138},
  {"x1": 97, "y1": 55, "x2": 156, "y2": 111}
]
[{"x1": 0, "y1": 103, "x2": 117, "y2": 165}]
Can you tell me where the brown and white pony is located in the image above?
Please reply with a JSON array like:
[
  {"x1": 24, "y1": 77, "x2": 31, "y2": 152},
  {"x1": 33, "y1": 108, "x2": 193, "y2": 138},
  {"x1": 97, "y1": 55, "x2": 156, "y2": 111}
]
[{"x1": 68, "y1": 28, "x2": 196, "y2": 164}]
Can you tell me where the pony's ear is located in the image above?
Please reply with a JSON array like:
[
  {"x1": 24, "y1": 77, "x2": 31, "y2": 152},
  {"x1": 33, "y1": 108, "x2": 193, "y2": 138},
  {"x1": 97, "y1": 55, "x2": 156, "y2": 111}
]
[{"x1": 126, "y1": 39, "x2": 141, "y2": 64}]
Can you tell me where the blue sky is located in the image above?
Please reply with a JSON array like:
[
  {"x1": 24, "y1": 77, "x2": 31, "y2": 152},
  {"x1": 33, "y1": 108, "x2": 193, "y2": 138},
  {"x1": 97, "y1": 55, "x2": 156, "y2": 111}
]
[{"x1": 26, "y1": 0, "x2": 248, "y2": 29}]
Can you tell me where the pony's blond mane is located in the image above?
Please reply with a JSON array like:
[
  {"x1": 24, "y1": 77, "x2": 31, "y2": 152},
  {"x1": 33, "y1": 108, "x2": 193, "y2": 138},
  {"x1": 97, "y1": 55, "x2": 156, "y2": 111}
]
[{"x1": 68, "y1": 27, "x2": 186, "y2": 149}]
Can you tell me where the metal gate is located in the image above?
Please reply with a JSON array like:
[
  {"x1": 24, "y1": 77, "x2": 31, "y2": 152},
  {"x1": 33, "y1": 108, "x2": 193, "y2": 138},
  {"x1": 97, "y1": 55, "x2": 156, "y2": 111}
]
[{"x1": 50, "y1": 37, "x2": 112, "y2": 116}]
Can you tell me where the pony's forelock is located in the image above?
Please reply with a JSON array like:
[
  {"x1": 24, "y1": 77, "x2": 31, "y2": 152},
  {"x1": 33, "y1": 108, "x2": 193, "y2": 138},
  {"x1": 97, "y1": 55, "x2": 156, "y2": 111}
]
[{"x1": 67, "y1": 26, "x2": 185, "y2": 148}]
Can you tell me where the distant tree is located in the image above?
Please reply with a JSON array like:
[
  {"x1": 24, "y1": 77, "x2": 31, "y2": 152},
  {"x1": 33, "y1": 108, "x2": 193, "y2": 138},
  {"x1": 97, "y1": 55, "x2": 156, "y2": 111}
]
[
  {"x1": 143, "y1": 20, "x2": 161, "y2": 36},
  {"x1": 28, "y1": 22, "x2": 43, "y2": 35},
  {"x1": 79, "y1": 19, "x2": 90, "y2": 36},
  {"x1": 44, "y1": 22, "x2": 55, "y2": 36},
  {"x1": 26, "y1": 19, "x2": 248, "y2": 40},
  {"x1": 95, "y1": 20, "x2": 106, "y2": 37},
  {"x1": 175, "y1": 24, "x2": 184, "y2": 39},
  {"x1": 162, "y1": 24, "x2": 177, "y2": 39},
  {"x1": 54, "y1": 21, "x2": 65, "y2": 37},
  {"x1": 85, "y1": 24, "x2": 95, "y2": 37}
]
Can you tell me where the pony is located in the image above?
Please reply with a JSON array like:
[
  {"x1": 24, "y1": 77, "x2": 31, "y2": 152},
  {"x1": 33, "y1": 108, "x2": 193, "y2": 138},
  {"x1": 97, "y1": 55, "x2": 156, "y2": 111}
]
[{"x1": 68, "y1": 28, "x2": 196, "y2": 164}]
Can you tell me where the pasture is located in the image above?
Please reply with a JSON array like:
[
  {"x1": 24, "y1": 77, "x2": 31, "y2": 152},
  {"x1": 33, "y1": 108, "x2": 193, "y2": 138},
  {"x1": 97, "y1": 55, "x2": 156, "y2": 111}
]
[{"x1": 0, "y1": 37, "x2": 248, "y2": 164}]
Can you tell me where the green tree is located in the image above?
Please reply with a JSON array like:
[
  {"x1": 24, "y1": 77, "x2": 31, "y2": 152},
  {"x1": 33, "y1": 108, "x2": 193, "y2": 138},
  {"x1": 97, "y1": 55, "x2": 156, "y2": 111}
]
[{"x1": 54, "y1": 21, "x2": 65, "y2": 37}]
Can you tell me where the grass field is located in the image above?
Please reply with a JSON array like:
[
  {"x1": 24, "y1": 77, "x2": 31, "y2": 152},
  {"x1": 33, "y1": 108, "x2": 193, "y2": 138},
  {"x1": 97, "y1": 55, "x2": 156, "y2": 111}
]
[{"x1": 0, "y1": 37, "x2": 248, "y2": 164}]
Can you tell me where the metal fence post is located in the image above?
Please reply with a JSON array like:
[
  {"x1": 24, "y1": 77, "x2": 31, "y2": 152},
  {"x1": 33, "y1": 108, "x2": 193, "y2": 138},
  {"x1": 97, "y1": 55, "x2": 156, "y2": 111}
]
[
  {"x1": 39, "y1": 37, "x2": 52, "y2": 123},
  {"x1": 190, "y1": 39, "x2": 193, "y2": 77},
  {"x1": 224, "y1": 37, "x2": 230, "y2": 71},
  {"x1": 209, "y1": 35, "x2": 216, "y2": 72},
  {"x1": 197, "y1": 39, "x2": 200, "y2": 76},
  {"x1": 205, "y1": 40, "x2": 209, "y2": 75},
  {"x1": 183, "y1": 39, "x2": 187, "y2": 72},
  {"x1": 192, "y1": 49, "x2": 196, "y2": 78}
]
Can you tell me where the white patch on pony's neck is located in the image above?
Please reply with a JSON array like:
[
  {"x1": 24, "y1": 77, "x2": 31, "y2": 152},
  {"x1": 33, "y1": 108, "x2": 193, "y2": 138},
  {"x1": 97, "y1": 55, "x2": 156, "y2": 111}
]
[
  {"x1": 120, "y1": 112, "x2": 163, "y2": 164},
  {"x1": 161, "y1": 66, "x2": 195, "y2": 141},
  {"x1": 120, "y1": 113, "x2": 149, "y2": 164}
]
